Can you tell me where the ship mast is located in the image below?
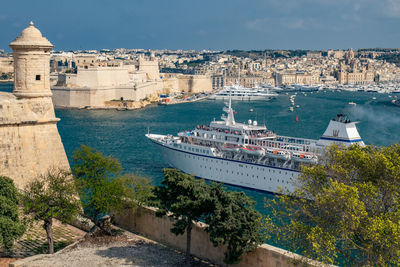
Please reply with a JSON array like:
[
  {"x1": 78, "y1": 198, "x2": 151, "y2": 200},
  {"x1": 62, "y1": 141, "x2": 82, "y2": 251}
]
[
  {"x1": 223, "y1": 90, "x2": 236, "y2": 126},
  {"x1": 238, "y1": 61, "x2": 241, "y2": 87}
]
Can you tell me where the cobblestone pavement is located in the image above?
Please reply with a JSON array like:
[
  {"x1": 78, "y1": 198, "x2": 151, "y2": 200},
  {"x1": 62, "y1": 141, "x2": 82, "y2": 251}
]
[{"x1": 0, "y1": 219, "x2": 85, "y2": 258}]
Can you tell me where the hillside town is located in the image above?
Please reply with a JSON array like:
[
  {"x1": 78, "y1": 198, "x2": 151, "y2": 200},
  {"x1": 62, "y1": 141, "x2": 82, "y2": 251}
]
[{"x1": 1, "y1": 48, "x2": 400, "y2": 108}]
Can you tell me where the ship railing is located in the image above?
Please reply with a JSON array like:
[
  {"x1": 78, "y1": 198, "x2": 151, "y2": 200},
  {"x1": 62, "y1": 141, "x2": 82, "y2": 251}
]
[
  {"x1": 276, "y1": 135, "x2": 318, "y2": 146},
  {"x1": 248, "y1": 133, "x2": 277, "y2": 139},
  {"x1": 247, "y1": 139, "x2": 318, "y2": 154},
  {"x1": 195, "y1": 126, "x2": 244, "y2": 136}
]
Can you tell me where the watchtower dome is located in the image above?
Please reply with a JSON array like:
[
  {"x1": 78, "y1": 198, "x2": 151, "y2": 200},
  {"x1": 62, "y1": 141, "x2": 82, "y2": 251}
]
[{"x1": 9, "y1": 21, "x2": 53, "y2": 98}]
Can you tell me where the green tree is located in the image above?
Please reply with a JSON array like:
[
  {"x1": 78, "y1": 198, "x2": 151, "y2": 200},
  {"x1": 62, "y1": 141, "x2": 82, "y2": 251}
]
[
  {"x1": 206, "y1": 184, "x2": 264, "y2": 264},
  {"x1": 22, "y1": 169, "x2": 81, "y2": 254},
  {"x1": 0, "y1": 176, "x2": 25, "y2": 252},
  {"x1": 72, "y1": 145, "x2": 153, "y2": 235},
  {"x1": 153, "y1": 169, "x2": 213, "y2": 264},
  {"x1": 265, "y1": 144, "x2": 400, "y2": 266}
]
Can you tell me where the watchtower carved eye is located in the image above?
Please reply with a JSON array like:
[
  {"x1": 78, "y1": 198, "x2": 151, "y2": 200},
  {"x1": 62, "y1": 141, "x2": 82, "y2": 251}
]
[{"x1": 36, "y1": 75, "x2": 41, "y2": 80}]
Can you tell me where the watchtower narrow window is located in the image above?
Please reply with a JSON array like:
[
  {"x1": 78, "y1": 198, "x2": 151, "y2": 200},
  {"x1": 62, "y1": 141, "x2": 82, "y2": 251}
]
[{"x1": 35, "y1": 75, "x2": 41, "y2": 80}]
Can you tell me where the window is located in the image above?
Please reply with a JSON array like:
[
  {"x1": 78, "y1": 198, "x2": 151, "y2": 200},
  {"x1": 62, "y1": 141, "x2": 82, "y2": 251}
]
[{"x1": 35, "y1": 75, "x2": 41, "y2": 80}]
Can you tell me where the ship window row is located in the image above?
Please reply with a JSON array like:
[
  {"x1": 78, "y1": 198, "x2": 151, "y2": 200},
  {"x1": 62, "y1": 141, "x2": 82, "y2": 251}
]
[
  {"x1": 184, "y1": 153, "x2": 293, "y2": 177},
  {"x1": 181, "y1": 145, "x2": 210, "y2": 155},
  {"x1": 198, "y1": 165, "x2": 291, "y2": 184}
]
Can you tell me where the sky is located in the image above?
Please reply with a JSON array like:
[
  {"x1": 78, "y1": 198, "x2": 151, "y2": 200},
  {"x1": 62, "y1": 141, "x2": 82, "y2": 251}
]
[{"x1": 0, "y1": 0, "x2": 399, "y2": 51}]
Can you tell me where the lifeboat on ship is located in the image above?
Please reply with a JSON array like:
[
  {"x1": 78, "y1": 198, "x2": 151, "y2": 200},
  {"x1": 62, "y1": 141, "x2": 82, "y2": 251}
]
[
  {"x1": 221, "y1": 144, "x2": 241, "y2": 153},
  {"x1": 241, "y1": 145, "x2": 265, "y2": 156},
  {"x1": 292, "y1": 152, "x2": 317, "y2": 163},
  {"x1": 266, "y1": 149, "x2": 291, "y2": 160}
]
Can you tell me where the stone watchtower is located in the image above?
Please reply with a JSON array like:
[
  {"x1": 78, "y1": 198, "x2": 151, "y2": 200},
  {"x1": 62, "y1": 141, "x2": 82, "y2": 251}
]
[
  {"x1": 10, "y1": 21, "x2": 53, "y2": 98},
  {"x1": 0, "y1": 22, "x2": 69, "y2": 189}
]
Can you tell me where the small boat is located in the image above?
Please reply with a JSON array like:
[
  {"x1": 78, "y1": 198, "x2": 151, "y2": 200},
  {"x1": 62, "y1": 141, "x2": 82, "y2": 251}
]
[
  {"x1": 266, "y1": 149, "x2": 291, "y2": 160},
  {"x1": 221, "y1": 144, "x2": 241, "y2": 153},
  {"x1": 292, "y1": 152, "x2": 317, "y2": 163},
  {"x1": 348, "y1": 102, "x2": 356, "y2": 106},
  {"x1": 249, "y1": 108, "x2": 254, "y2": 112},
  {"x1": 289, "y1": 107, "x2": 294, "y2": 112},
  {"x1": 372, "y1": 97, "x2": 377, "y2": 100},
  {"x1": 241, "y1": 145, "x2": 265, "y2": 156},
  {"x1": 295, "y1": 105, "x2": 300, "y2": 108}
]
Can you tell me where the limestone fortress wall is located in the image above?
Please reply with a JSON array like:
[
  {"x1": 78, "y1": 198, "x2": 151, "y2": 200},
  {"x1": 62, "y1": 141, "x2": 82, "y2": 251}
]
[{"x1": 0, "y1": 22, "x2": 69, "y2": 189}]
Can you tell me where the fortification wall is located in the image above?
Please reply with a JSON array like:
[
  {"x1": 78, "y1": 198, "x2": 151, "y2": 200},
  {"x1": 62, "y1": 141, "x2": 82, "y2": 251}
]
[
  {"x1": 177, "y1": 75, "x2": 212, "y2": 93},
  {"x1": 130, "y1": 81, "x2": 163, "y2": 101},
  {"x1": 162, "y1": 77, "x2": 179, "y2": 94},
  {"x1": 0, "y1": 93, "x2": 69, "y2": 189},
  {"x1": 138, "y1": 58, "x2": 160, "y2": 81},
  {"x1": 75, "y1": 67, "x2": 130, "y2": 88},
  {"x1": 114, "y1": 206, "x2": 313, "y2": 267}
]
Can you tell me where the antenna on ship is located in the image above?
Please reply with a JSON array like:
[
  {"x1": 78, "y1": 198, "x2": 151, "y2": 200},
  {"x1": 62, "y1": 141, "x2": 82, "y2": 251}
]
[
  {"x1": 238, "y1": 61, "x2": 241, "y2": 87},
  {"x1": 263, "y1": 112, "x2": 266, "y2": 127},
  {"x1": 224, "y1": 88, "x2": 236, "y2": 126}
]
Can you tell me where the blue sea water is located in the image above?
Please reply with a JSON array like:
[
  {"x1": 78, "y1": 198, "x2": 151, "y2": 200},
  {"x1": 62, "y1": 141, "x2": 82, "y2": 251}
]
[{"x1": 2, "y1": 83, "x2": 400, "y2": 235}]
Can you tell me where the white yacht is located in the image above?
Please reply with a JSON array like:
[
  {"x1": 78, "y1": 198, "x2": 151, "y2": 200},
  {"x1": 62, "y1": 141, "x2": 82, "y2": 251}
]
[
  {"x1": 208, "y1": 84, "x2": 278, "y2": 101},
  {"x1": 146, "y1": 98, "x2": 364, "y2": 194}
]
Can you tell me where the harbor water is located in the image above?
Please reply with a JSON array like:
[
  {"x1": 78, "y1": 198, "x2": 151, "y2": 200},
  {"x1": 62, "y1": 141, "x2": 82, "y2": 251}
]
[{"x1": 2, "y1": 82, "x2": 400, "y2": 243}]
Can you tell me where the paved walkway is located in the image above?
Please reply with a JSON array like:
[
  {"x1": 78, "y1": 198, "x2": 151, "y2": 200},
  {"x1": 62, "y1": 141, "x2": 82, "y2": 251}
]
[{"x1": 10, "y1": 231, "x2": 217, "y2": 267}]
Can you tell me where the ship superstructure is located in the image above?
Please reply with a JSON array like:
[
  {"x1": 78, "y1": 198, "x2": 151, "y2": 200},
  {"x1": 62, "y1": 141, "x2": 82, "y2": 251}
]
[{"x1": 146, "y1": 98, "x2": 364, "y2": 194}]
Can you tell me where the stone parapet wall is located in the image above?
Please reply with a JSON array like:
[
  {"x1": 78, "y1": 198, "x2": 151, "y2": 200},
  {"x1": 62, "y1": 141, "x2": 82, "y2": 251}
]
[
  {"x1": 0, "y1": 93, "x2": 56, "y2": 124},
  {"x1": 114, "y1": 206, "x2": 318, "y2": 267}
]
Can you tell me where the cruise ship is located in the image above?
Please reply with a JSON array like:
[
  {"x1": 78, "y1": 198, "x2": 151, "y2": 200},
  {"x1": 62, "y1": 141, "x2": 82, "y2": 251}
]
[
  {"x1": 208, "y1": 84, "x2": 278, "y2": 101},
  {"x1": 146, "y1": 98, "x2": 364, "y2": 194}
]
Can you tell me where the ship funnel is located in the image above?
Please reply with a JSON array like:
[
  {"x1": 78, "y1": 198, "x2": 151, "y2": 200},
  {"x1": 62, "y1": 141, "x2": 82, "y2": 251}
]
[{"x1": 317, "y1": 114, "x2": 365, "y2": 147}]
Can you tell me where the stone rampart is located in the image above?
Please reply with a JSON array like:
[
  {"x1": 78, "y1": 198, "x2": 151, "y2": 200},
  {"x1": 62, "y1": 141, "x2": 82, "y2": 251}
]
[
  {"x1": 178, "y1": 74, "x2": 212, "y2": 93},
  {"x1": 0, "y1": 93, "x2": 69, "y2": 189}
]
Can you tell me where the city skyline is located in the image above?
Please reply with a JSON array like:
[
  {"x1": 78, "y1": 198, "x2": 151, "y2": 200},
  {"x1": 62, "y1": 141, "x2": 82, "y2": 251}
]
[{"x1": 0, "y1": 0, "x2": 400, "y2": 51}]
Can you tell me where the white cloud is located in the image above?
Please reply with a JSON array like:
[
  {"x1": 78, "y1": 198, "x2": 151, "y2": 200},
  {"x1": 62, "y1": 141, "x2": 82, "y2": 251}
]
[
  {"x1": 382, "y1": 0, "x2": 400, "y2": 18},
  {"x1": 285, "y1": 19, "x2": 305, "y2": 29},
  {"x1": 246, "y1": 17, "x2": 322, "y2": 32}
]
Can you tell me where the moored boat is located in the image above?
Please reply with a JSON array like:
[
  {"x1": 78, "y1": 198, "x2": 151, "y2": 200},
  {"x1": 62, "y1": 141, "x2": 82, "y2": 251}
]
[
  {"x1": 241, "y1": 145, "x2": 265, "y2": 156},
  {"x1": 292, "y1": 153, "x2": 318, "y2": 163},
  {"x1": 266, "y1": 149, "x2": 291, "y2": 160},
  {"x1": 222, "y1": 144, "x2": 241, "y2": 152}
]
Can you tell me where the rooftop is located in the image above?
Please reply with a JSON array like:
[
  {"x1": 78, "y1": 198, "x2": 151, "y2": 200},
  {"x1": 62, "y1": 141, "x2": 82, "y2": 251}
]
[{"x1": 9, "y1": 21, "x2": 53, "y2": 49}]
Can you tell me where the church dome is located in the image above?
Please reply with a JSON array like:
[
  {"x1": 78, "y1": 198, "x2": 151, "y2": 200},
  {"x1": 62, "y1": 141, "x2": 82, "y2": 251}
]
[{"x1": 9, "y1": 21, "x2": 53, "y2": 49}]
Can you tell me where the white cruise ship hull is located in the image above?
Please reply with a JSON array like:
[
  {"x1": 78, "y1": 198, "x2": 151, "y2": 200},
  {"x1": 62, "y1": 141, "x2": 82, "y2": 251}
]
[{"x1": 148, "y1": 135, "x2": 298, "y2": 194}]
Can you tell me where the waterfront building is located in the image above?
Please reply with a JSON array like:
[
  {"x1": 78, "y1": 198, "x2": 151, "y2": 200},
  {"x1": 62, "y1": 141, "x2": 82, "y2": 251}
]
[
  {"x1": 51, "y1": 56, "x2": 163, "y2": 108},
  {"x1": 275, "y1": 71, "x2": 313, "y2": 86},
  {"x1": 0, "y1": 56, "x2": 14, "y2": 74},
  {"x1": 211, "y1": 74, "x2": 224, "y2": 90},
  {"x1": 306, "y1": 51, "x2": 321, "y2": 58}
]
